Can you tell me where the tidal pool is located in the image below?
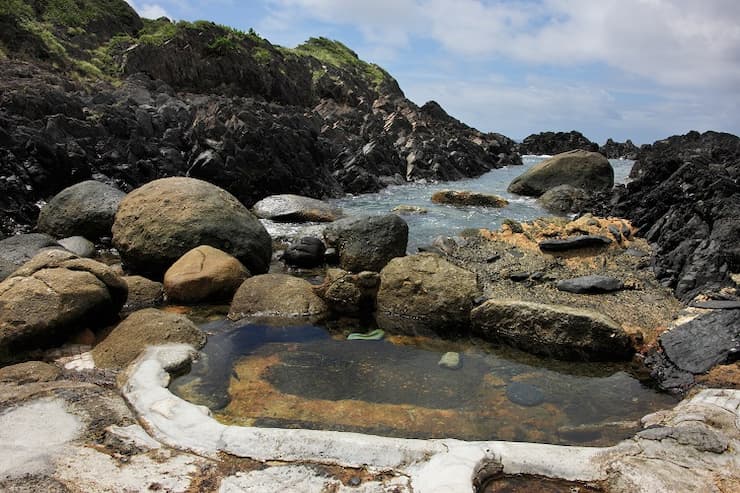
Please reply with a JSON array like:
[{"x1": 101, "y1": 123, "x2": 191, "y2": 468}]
[{"x1": 170, "y1": 320, "x2": 677, "y2": 446}]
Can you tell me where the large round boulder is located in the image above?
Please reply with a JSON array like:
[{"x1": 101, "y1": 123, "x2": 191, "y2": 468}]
[
  {"x1": 0, "y1": 233, "x2": 62, "y2": 281},
  {"x1": 537, "y1": 184, "x2": 589, "y2": 215},
  {"x1": 253, "y1": 194, "x2": 343, "y2": 222},
  {"x1": 112, "y1": 177, "x2": 271, "y2": 277},
  {"x1": 228, "y1": 274, "x2": 327, "y2": 321},
  {"x1": 470, "y1": 300, "x2": 633, "y2": 361},
  {"x1": 163, "y1": 245, "x2": 249, "y2": 304},
  {"x1": 37, "y1": 180, "x2": 126, "y2": 240},
  {"x1": 92, "y1": 308, "x2": 206, "y2": 369},
  {"x1": 324, "y1": 214, "x2": 408, "y2": 272},
  {"x1": 0, "y1": 250, "x2": 127, "y2": 359},
  {"x1": 508, "y1": 150, "x2": 614, "y2": 197},
  {"x1": 375, "y1": 253, "x2": 479, "y2": 336}
]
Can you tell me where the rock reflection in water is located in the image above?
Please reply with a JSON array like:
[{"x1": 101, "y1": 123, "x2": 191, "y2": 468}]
[{"x1": 170, "y1": 321, "x2": 677, "y2": 446}]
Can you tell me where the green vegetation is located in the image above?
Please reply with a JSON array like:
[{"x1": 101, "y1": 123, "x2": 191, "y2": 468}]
[
  {"x1": 292, "y1": 37, "x2": 391, "y2": 87},
  {"x1": 137, "y1": 18, "x2": 178, "y2": 45}
]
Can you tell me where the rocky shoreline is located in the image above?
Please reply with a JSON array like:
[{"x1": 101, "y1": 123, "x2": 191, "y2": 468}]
[{"x1": 1, "y1": 1, "x2": 739, "y2": 491}]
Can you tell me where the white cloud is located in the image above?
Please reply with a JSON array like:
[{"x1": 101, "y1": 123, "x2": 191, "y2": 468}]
[{"x1": 263, "y1": 0, "x2": 740, "y2": 91}]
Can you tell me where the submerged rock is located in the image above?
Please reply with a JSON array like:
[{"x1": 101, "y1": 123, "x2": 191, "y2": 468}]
[
  {"x1": 36, "y1": 180, "x2": 125, "y2": 241},
  {"x1": 506, "y1": 382, "x2": 545, "y2": 407},
  {"x1": 92, "y1": 308, "x2": 206, "y2": 369},
  {"x1": 556, "y1": 275, "x2": 624, "y2": 294},
  {"x1": 376, "y1": 253, "x2": 479, "y2": 337},
  {"x1": 228, "y1": 274, "x2": 328, "y2": 321},
  {"x1": 508, "y1": 150, "x2": 613, "y2": 197},
  {"x1": 471, "y1": 300, "x2": 633, "y2": 361},
  {"x1": 0, "y1": 250, "x2": 127, "y2": 359},
  {"x1": 431, "y1": 190, "x2": 508, "y2": 207},
  {"x1": 324, "y1": 214, "x2": 408, "y2": 273},
  {"x1": 252, "y1": 194, "x2": 343, "y2": 223},
  {"x1": 112, "y1": 177, "x2": 272, "y2": 278}
]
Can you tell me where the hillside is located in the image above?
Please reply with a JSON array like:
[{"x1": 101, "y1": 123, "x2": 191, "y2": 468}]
[{"x1": 0, "y1": 0, "x2": 520, "y2": 236}]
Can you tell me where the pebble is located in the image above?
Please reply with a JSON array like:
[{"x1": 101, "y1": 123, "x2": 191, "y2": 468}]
[{"x1": 438, "y1": 352, "x2": 461, "y2": 370}]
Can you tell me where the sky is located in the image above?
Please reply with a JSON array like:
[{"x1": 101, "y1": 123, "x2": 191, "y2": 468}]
[{"x1": 124, "y1": 0, "x2": 740, "y2": 145}]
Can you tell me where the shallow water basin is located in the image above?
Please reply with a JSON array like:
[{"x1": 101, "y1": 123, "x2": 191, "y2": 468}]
[{"x1": 170, "y1": 321, "x2": 677, "y2": 446}]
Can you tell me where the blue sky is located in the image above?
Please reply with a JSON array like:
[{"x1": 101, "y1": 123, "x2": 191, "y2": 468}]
[{"x1": 125, "y1": 1, "x2": 740, "y2": 144}]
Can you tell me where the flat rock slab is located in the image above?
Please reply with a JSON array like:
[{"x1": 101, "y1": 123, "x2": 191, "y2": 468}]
[
  {"x1": 660, "y1": 309, "x2": 740, "y2": 374},
  {"x1": 689, "y1": 300, "x2": 740, "y2": 310},
  {"x1": 253, "y1": 194, "x2": 343, "y2": 222},
  {"x1": 557, "y1": 275, "x2": 624, "y2": 294},
  {"x1": 539, "y1": 235, "x2": 612, "y2": 252}
]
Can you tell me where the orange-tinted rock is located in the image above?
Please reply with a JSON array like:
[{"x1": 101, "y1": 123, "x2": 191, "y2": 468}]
[{"x1": 164, "y1": 246, "x2": 249, "y2": 304}]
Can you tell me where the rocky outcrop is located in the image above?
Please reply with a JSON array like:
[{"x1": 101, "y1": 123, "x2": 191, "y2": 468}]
[
  {"x1": 36, "y1": 180, "x2": 125, "y2": 240},
  {"x1": 646, "y1": 309, "x2": 740, "y2": 392},
  {"x1": 92, "y1": 308, "x2": 206, "y2": 369},
  {"x1": 253, "y1": 194, "x2": 342, "y2": 223},
  {"x1": 508, "y1": 150, "x2": 613, "y2": 197},
  {"x1": 599, "y1": 131, "x2": 740, "y2": 301},
  {"x1": 228, "y1": 274, "x2": 328, "y2": 321},
  {"x1": 324, "y1": 214, "x2": 408, "y2": 272},
  {"x1": 0, "y1": 250, "x2": 127, "y2": 359},
  {"x1": 112, "y1": 177, "x2": 271, "y2": 277},
  {"x1": 375, "y1": 253, "x2": 479, "y2": 337},
  {"x1": 163, "y1": 246, "x2": 249, "y2": 304},
  {"x1": 600, "y1": 138, "x2": 639, "y2": 160},
  {"x1": 470, "y1": 300, "x2": 633, "y2": 361},
  {"x1": 430, "y1": 190, "x2": 508, "y2": 207},
  {"x1": 518, "y1": 131, "x2": 599, "y2": 155}
]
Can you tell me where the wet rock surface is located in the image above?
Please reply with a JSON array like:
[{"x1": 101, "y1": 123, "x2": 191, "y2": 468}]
[
  {"x1": 282, "y1": 237, "x2": 327, "y2": 268},
  {"x1": 253, "y1": 194, "x2": 343, "y2": 223}
]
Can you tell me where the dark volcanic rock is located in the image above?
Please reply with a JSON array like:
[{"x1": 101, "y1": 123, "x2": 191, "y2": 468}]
[
  {"x1": 518, "y1": 131, "x2": 599, "y2": 155},
  {"x1": 556, "y1": 275, "x2": 624, "y2": 294},
  {"x1": 538, "y1": 185, "x2": 589, "y2": 215},
  {"x1": 283, "y1": 237, "x2": 326, "y2": 268},
  {"x1": 600, "y1": 138, "x2": 639, "y2": 160},
  {"x1": 539, "y1": 235, "x2": 612, "y2": 252},
  {"x1": 647, "y1": 309, "x2": 740, "y2": 392},
  {"x1": 36, "y1": 180, "x2": 125, "y2": 240},
  {"x1": 660, "y1": 310, "x2": 740, "y2": 375},
  {"x1": 600, "y1": 131, "x2": 740, "y2": 301},
  {"x1": 324, "y1": 214, "x2": 408, "y2": 273}
]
